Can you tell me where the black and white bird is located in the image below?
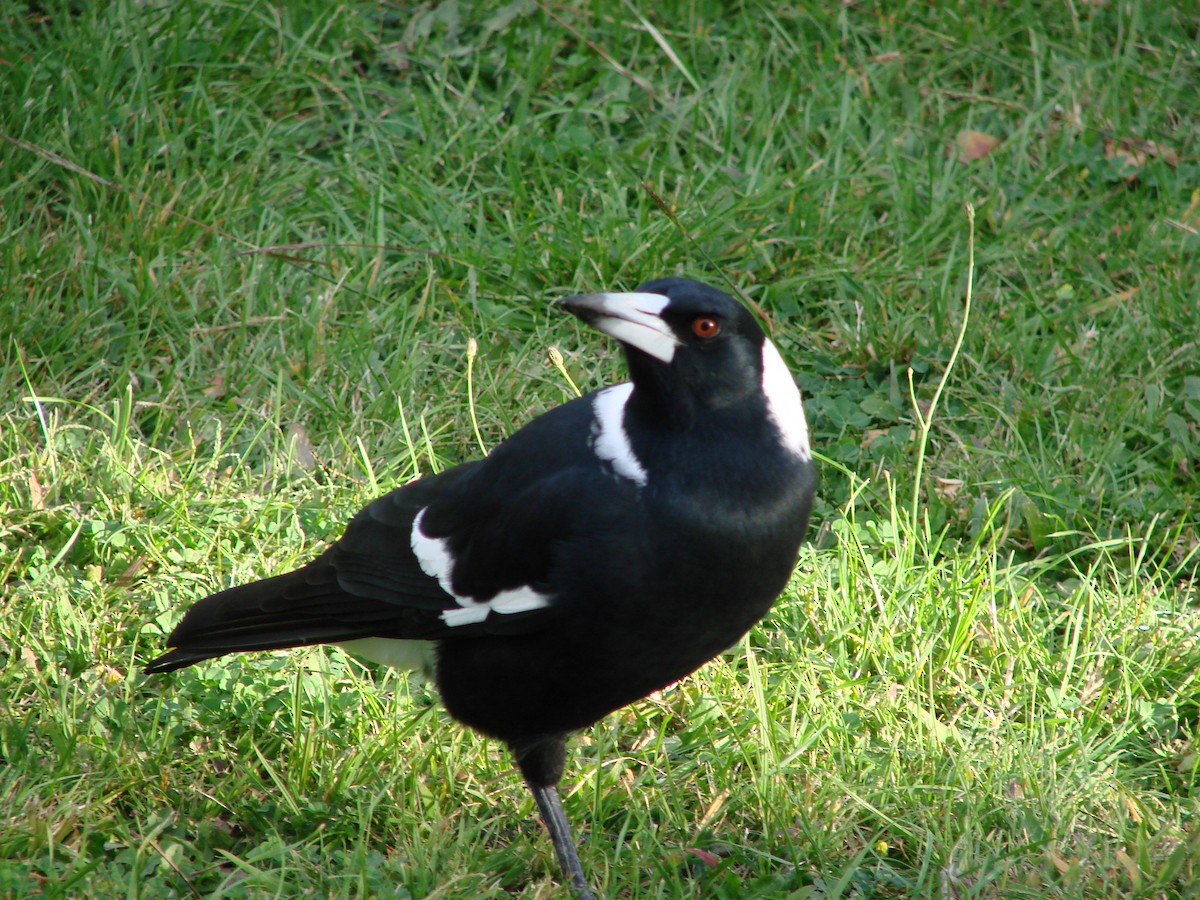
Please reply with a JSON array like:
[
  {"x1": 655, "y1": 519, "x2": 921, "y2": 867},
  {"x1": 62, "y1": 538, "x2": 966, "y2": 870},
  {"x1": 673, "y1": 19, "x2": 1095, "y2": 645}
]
[{"x1": 145, "y1": 277, "x2": 816, "y2": 898}]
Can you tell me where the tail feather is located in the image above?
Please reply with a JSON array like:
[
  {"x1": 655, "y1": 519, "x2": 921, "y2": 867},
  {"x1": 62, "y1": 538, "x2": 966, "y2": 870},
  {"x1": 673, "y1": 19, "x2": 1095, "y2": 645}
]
[{"x1": 143, "y1": 567, "x2": 370, "y2": 674}]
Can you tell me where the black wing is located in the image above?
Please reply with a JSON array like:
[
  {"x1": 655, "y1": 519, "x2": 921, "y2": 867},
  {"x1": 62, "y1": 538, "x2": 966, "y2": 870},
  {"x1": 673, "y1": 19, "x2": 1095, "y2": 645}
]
[{"x1": 144, "y1": 393, "x2": 633, "y2": 673}]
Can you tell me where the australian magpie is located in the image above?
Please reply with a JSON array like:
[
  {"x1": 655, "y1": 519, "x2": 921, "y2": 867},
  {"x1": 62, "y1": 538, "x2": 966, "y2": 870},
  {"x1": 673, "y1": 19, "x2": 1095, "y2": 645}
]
[{"x1": 145, "y1": 277, "x2": 816, "y2": 898}]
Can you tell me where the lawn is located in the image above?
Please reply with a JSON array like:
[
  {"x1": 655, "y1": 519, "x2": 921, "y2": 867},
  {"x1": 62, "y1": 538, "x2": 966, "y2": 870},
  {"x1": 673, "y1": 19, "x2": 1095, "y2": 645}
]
[{"x1": 2, "y1": 1, "x2": 1199, "y2": 897}]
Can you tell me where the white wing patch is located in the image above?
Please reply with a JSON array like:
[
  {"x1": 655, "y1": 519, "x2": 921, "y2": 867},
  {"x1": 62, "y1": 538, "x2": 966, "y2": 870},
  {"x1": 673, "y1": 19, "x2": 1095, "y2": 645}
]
[
  {"x1": 761, "y1": 340, "x2": 811, "y2": 461},
  {"x1": 589, "y1": 383, "x2": 648, "y2": 486},
  {"x1": 410, "y1": 508, "x2": 552, "y2": 627},
  {"x1": 410, "y1": 508, "x2": 457, "y2": 598}
]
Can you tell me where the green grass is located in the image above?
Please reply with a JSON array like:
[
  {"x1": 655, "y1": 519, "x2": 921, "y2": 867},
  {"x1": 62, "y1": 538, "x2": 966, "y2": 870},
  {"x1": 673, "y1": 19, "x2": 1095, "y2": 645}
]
[{"x1": 2, "y1": 0, "x2": 1199, "y2": 896}]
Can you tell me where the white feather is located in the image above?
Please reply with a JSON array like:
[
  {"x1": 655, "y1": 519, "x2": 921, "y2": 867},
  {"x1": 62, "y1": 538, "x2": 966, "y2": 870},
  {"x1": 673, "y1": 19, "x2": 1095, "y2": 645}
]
[
  {"x1": 488, "y1": 584, "x2": 554, "y2": 614},
  {"x1": 410, "y1": 509, "x2": 456, "y2": 595},
  {"x1": 589, "y1": 383, "x2": 648, "y2": 486},
  {"x1": 410, "y1": 508, "x2": 552, "y2": 627},
  {"x1": 440, "y1": 606, "x2": 491, "y2": 627},
  {"x1": 761, "y1": 340, "x2": 811, "y2": 460}
]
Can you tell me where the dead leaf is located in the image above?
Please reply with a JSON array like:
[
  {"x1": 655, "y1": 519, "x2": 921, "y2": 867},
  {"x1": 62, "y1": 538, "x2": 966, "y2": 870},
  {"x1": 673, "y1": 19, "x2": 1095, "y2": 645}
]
[
  {"x1": 1083, "y1": 286, "x2": 1138, "y2": 316},
  {"x1": 115, "y1": 554, "x2": 147, "y2": 585},
  {"x1": 1047, "y1": 850, "x2": 1072, "y2": 875},
  {"x1": 1051, "y1": 102, "x2": 1082, "y2": 128},
  {"x1": 1105, "y1": 138, "x2": 1146, "y2": 179},
  {"x1": 696, "y1": 789, "x2": 730, "y2": 832},
  {"x1": 934, "y1": 477, "x2": 964, "y2": 500},
  {"x1": 203, "y1": 372, "x2": 225, "y2": 399},
  {"x1": 862, "y1": 428, "x2": 890, "y2": 449},
  {"x1": 286, "y1": 423, "x2": 317, "y2": 471},
  {"x1": 1142, "y1": 140, "x2": 1179, "y2": 166},
  {"x1": 1123, "y1": 793, "x2": 1143, "y2": 823},
  {"x1": 1105, "y1": 137, "x2": 1179, "y2": 182},
  {"x1": 956, "y1": 129, "x2": 1002, "y2": 162},
  {"x1": 29, "y1": 471, "x2": 44, "y2": 508}
]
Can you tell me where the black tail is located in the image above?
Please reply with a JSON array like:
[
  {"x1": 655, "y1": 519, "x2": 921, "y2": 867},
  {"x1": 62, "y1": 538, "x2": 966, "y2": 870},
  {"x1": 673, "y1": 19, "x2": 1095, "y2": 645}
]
[{"x1": 143, "y1": 564, "x2": 367, "y2": 674}]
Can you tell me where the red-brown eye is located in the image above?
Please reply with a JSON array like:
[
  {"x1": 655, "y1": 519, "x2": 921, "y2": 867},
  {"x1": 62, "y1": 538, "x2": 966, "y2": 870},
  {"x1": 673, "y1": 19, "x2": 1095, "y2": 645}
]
[{"x1": 692, "y1": 317, "x2": 721, "y2": 339}]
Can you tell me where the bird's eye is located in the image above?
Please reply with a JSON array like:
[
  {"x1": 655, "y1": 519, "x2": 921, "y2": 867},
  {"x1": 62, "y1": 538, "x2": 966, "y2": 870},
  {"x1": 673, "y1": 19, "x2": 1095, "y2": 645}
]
[{"x1": 692, "y1": 317, "x2": 721, "y2": 339}]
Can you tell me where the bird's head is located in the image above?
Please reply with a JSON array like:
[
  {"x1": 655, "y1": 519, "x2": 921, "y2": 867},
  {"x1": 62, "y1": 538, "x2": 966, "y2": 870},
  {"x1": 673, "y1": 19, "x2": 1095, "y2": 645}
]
[
  {"x1": 560, "y1": 277, "x2": 810, "y2": 459},
  {"x1": 560, "y1": 277, "x2": 774, "y2": 413}
]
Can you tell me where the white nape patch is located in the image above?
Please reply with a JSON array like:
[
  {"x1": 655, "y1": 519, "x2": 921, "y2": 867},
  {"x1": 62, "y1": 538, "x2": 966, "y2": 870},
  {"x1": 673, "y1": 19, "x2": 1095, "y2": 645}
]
[
  {"x1": 589, "y1": 383, "x2": 648, "y2": 486},
  {"x1": 586, "y1": 292, "x2": 679, "y2": 363},
  {"x1": 338, "y1": 637, "x2": 433, "y2": 672},
  {"x1": 761, "y1": 340, "x2": 811, "y2": 461},
  {"x1": 410, "y1": 509, "x2": 551, "y2": 627}
]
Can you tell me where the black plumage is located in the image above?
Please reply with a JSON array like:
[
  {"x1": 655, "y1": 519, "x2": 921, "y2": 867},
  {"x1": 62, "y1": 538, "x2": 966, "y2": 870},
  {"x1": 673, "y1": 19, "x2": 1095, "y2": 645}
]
[{"x1": 146, "y1": 277, "x2": 817, "y2": 898}]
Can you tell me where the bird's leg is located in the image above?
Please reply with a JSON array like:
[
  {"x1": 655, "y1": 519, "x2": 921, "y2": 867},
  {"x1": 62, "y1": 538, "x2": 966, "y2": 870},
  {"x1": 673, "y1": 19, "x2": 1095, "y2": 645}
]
[
  {"x1": 527, "y1": 779, "x2": 595, "y2": 900},
  {"x1": 509, "y1": 734, "x2": 595, "y2": 899}
]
